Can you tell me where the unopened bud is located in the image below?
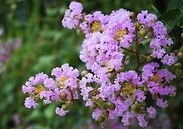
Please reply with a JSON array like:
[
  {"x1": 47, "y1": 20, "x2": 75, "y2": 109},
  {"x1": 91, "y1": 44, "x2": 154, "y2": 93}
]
[
  {"x1": 146, "y1": 55, "x2": 152, "y2": 62},
  {"x1": 62, "y1": 104, "x2": 67, "y2": 110},
  {"x1": 66, "y1": 101, "x2": 73, "y2": 106},
  {"x1": 181, "y1": 33, "x2": 183, "y2": 39},
  {"x1": 81, "y1": 70, "x2": 88, "y2": 76},
  {"x1": 178, "y1": 52, "x2": 183, "y2": 59},
  {"x1": 60, "y1": 92, "x2": 67, "y2": 101},
  {"x1": 174, "y1": 63, "x2": 182, "y2": 68},
  {"x1": 106, "y1": 102, "x2": 116, "y2": 110},
  {"x1": 131, "y1": 104, "x2": 136, "y2": 111},
  {"x1": 139, "y1": 29, "x2": 146, "y2": 36}
]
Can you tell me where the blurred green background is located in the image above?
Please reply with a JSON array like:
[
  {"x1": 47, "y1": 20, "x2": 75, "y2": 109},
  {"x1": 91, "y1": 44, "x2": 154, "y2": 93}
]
[{"x1": 0, "y1": 0, "x2": 182, "y2": 129}]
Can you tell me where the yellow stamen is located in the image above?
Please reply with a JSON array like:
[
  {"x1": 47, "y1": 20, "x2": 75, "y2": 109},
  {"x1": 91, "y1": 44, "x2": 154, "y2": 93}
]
[
  {"x1": 122, "y1": 83, "x2": 136, "y2": 96},
  {"x1": 153, "y1": 74, "x2": 159, "y2": 82},
  {"x1": 35, "y1": 87, "x2": 43, "y2": 94},
  {"x1": 115, "y1": 29, "x2": 127, "y2": 42},
  {"x1": 59, "y1": 76, "x2": 68, "y2": 89},
  {"x1": 90, "y1": 21, "x2": 102, "y2": 32},
  {"x1": 151, "y1": 19, "x2": 156, "y2": 24},
  {"x1": 104, "y1": 61, "x2": 113, "y2": 72}
]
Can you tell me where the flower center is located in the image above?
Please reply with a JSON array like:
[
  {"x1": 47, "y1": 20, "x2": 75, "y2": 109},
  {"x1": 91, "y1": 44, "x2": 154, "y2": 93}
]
[
  {"x1": 152, "y1": 74, "x2": 159, "y2": 82},
  {"x1": 90, "y1": 21, "x2": 102, "y2": 32},
  {"x1": 122, "y1": 83, "x2": 136, "y2": 96},
  {"x1": 35, "y1": 87, "x2": 43, "y2": 94},
  {"x1": 115, "y1": 29, "x2": 127, "y2": 42},
  {"x1": 104, "y1": 61, "x2": 113, "y2": 72},
  {"x1": 59, "y1": 76, "x2": 68, "y2": 88}
]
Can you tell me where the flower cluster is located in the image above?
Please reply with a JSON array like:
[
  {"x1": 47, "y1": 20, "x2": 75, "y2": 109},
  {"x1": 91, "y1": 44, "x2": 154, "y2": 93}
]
[
  {"x1": 22, "y1": 1, "x2": 178, "y2": 128},
  {"x1": 22, "y1": 64, "x2": 79, "y2": 116}
]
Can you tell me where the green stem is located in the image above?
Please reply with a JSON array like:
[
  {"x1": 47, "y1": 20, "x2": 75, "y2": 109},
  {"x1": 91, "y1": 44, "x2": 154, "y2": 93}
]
[
  {"x1": 135, "y1": 29, "x2": 141, "y2": 66},
  {"x1": 121, "y1": 47, "x2": 136, "y2": 53}
]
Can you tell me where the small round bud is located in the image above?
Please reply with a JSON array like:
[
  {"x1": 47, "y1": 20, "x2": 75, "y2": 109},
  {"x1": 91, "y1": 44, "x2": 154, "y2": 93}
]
[
  {"x1": 139, "y1": 29, "x2": 146, "y2": 36},
  {"x1": 131, "y1": 104, "x2": 136, "y2": 111},
  {"x1": 81, "y1": 70, "x2": 88, "y2": 76},
  {"x1": 146, "y1": 55, "x2": 152, "y2": 62},
  {"x1": 60, "y1": 92, "x2": 67, "y2": 101},
  {"x1": 106, "y1": 102, "x2": 116, "y2": 110},
  {"x1": 143, "y1": 86, "x2": 147, "y2": 91},
  {"x1": 174, "y1": 63, "x2": 182, "y2": 68},
  {"x1": 62, "y1": 104, "x2": 67, "y2": 110},
  {"x1": 178, "y1": 52, "x2": 183, "y2": 59}
]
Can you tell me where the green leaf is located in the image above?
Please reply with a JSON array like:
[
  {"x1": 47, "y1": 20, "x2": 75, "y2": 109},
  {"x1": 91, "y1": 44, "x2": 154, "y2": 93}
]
[{"x1": 159, "y1": 9, "x2": 182, "y2": 32}]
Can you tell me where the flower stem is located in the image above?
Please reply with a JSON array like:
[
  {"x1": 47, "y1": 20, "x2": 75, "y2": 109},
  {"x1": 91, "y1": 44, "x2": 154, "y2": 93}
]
[{"x1": 135, "y1": 29, "x2": 140, "y2": 66}]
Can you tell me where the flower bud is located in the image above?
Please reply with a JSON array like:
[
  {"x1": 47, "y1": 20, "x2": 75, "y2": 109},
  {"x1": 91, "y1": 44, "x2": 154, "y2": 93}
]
[
  {"x1": 60, "y1": 92, "x2": 67, "y2": 101},
  {"x1": 131, "y1": 104, "x2": 136, "y2": 111},
  {"x1": 81, "y1": 70, "x2": 89, "y2": 76},
  {"x1": 178, "y1": 52, "x2": 183, "y2": 59},
  {"x1": 174, "y1": 63, "x2": 182, "y2": 68},
  {"x1": 146, "y1": 55, "x2": 152, "y2": 62},
  {"x1": 62, "y1": 104, "x2": 68, "y2": 110},
  {"x1": 106, "y1": 102, "x2": 116, "y2": 110}
]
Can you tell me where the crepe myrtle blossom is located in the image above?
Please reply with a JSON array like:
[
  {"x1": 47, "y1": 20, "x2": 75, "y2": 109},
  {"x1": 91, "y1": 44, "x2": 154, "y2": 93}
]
[
  {"x1": 62, "y1": 1, "x2": 83, "y2": 29},
  {"x1": 22, "y1": 1, "x2": 179, "y2": 128},
  {"x1": 22, "y1": 64, "x2": 80, "y2": 117},
  {"x1": 80, "y1": 11, "x2": 109, "y2": 34}
]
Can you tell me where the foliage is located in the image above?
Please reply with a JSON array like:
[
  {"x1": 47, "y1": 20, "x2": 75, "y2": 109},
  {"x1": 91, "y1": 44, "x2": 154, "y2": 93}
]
[{"x1": 0, "y1": 0, "x2": 182, "y2": 129}]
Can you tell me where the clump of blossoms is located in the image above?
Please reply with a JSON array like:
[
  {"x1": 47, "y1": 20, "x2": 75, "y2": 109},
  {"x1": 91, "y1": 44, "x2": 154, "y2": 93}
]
[{"x1": 22, "y1": 1, "x2": 179, "y2": 128}]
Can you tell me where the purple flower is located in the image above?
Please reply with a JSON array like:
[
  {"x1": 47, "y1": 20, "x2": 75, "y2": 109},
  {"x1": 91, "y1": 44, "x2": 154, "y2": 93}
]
[
  {"x1": 137, "y1": 10, "x2": 157, "y2": 27},
  {"x1": 51, "y1": 64, "x2": 79, "y2": 89},
  {"x1": 39, "y1": 91, "x2": 53, "y2": 104},
  {"x1": 152, "y1": 48, "x2": 165, "y2": 59},
  {"x1": 32, "y1": 73, "x2": 48, "y2": 85},
  {"x1": 134, "y1": 89, "x2": 146, "y2": 102},
  {"x1": 147, "y1": 106, "x2": 156, "y2": 118},
  {"x1": 92, "y1": 108, "x2": 103, "y2": 121},
  {"x1": 55, "y1": 107, "x2": 69, "y2": 117},
  {"x1": 80, "y1": 32, "x2": 123, "y2": 73},
  {"x1": 80, "y1": 11, "x2": 109, "y2": 34},
  {"x1": 44, "y1": 78, "x2": 57, "y2": 90},
  {"x1": 156, "y1": 98, "x2": 168, "y2": 108},
  {"x1": 161, "y1": 53, "x2": 178, "y2": 66},
  {"x1": 137, "y1": 114, "x2": 147, "y2": 127},
  {"x1": 142, "y1": 62, "x2": 159, "y2": 82},
  {"x1": 62, "y1": 1, "x2": 83, "y2": 29},
  {"x1": 24, "y1": 97, "x2": 37, "y2": 108},
  {"x1": 121, "y1": 111, "x2": 135, "y2": 126},
  {"x1": 105, "y1": 9, "x2": 135, "y2": 48}
]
